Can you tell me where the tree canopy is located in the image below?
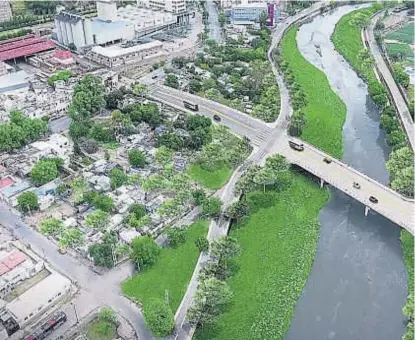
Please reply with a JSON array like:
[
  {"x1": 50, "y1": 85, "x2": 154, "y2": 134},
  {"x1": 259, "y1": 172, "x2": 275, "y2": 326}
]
[
  {"x1": 131, "y1": 236, "x2": 161, "y2": 270},
  {"x1": 143, "y1": 299, "x2": 175, "y2": 337},
  {"x1": 17, "y1": 191, "x2": 38, "y2": 212}
]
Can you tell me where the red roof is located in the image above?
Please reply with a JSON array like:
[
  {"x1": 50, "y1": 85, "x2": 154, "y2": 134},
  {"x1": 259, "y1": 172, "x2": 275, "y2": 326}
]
[
  {"x1": 0, "y1": 176, "x2": 14, "y2": 189},
  {"x1": 0, "y1": 34, "x2": 35, "y2": 46},
  {"x1": 1, "y1": 250, "x2": 27, "y2": 271},
  {"x1": 54, "y1": 49, "x2": 72, "y2": 60},
  {"x1": 0, "y1": 37, "x2": 55, "y2": 61},
  {"x1": 0, "y1": 263, "x2": 9, "y2": 276}
]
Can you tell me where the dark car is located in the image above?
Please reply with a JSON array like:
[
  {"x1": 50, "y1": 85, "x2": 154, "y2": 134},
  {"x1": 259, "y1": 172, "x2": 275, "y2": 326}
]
[
  {"x1": 151, "y1": 75, "x2": 158, "y2": 79},
  {"x1": 369, "y1": 196, "x2": 378, "y2": 203},
  {"x1": 213, "y1": 114, "x2": 221, "y2": 122},
  {"x1": 353, "y1": 182, "x2": 360, "y2": 189},
  {"x1": 289, "y1": 141, "x2": 304, "y2": 151},
  {"x1": 323, "y1": 157, "x2": 332, "y2": 164}
]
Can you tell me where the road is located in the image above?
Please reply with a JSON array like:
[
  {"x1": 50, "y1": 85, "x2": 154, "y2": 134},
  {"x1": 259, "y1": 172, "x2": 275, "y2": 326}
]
[
  {"x1": 0, "y1": 203, "x2": 154, "y2": 340},
  {"x1": 206, "y1": 1, "x2": 223, "y2": 43},
  {"x1": 366, "y1": 11, "x2": 414, "y2": 150}
]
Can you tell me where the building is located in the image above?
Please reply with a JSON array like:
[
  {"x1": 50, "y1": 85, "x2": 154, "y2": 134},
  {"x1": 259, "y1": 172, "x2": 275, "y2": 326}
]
[
  {"x1": 86, "y1": 40, "x2": 165, "y2": 70},
  {"x1": 0, "y1": 2, "x2": 12, "y2": 23},
  {"x1": 2, "y1": 272, "x2": 71, "y2": 326},
  {"x1": 0, "y1": 70, "x2": 30, "y2": 94},
  {"x1": 231, "y1": 3, "x2": 268, "y2": 24},
  {"x1": 0, "y1": 35, "x2": 55, "y2": 61},
  {"x1": 142, "y1": 0, "x2": 186, "y2": 14}
]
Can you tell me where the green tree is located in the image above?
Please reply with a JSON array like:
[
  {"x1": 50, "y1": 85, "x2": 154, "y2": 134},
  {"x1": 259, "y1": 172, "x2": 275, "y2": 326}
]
[
  {"x1": 89, "y1": 232, "x2": 117, "y2": 268},
  {"x1": 211, "y1": 236, "x2": 241, "y2": 260},
  {"x1": 391, "y1": 166, "x2": 414, "y2": 197},
  {"x1": 59, "y1": 228, "x2": 84, "y2": 250},
  {"x1": 39, "y1": 218, "x2": 65, "y2": 237},
  {"x1": 17, "y1": 191, "x2": 38, "y2": 212},
  {"x1": 109, "y1": 168, "x2": 128, "y2": 189},
  {"x1": 91, "y1": 193, "x2": 115, "y2": 212},
  {"x1": 187, "y1": 277, "x2": 233, "y2": 326},
  {"x1": 128, "y1": 149, "x2": 147, "y2": 168},
  {"x1": 154, "y1": 146, "x2": 173, "y2": 166},
  {"x1": 192, "y1": 189, "x2": 206, "y2": 206},
  {"x1": 386, "y1": 147, "x2": 414, "y2": 179},
  {"x1": 201, "y1": 197, "x2": 222, "y2": 218},
  {"x1": 188, "y1": 79, "x2": 202, "y2": 94},
  {"x1": 85, "y1": 209, "x2": 109, "y2": 230},
  {"x1": 129, "y1": 203, "x2": 147, "y2": 219},
  {"x1": 30, "y1": 159, "x2": 59, "y2": 186},
  {"x1": 131, "y1": 236, "x2": 161, "y2": 270},
  {"x1": 143, "y1": 299, "x2": 175, "y2": 337},
  {"x1": 225, "y1": 200, "x2": 249, "y2": 222},
  {"x1": 164, "y1": 74, "x2": 179, "y2": 89},
  {"x1": 387, "y1": 130, "x2": 407, "y2": 150},
  {"x1": 195, "y1": 236, "x2": 209, "y2": 253},
  {"x1": 166, "y1": 227, "x2": 188, "y2": 248}
]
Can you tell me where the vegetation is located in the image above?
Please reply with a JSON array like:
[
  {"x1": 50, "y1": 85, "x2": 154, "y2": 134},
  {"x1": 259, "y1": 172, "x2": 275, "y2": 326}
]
[
  {"x1": 130, "y1": 236, "x2": 161, "y2": 270},
  {"x1": 195, "y1": 173, "x2": 329, "y2": 340},
  {"x1": 85, "y1": 210, "x2": 109, "y2": 230},
  {"x1": 17, "y1": 191, "x2": 38, "y2": 212},
  {"x1": 386, "y1": 43, "x2": 414, "y2": 61},
  {"x1": 0, "y1": 111, "x2": 47, "y2": 152},
  {"x1": 0, "y1": 28, "x2": 31, "y2": 41},
  {"x1": 189, "y1": 164, "x2": 232, "y2": 190},
  {"x1": 86, "y1": 308, "x2": 117, "y2": 340},
  {"x1": 122, "y1": 220, "x2": 208, "y2": 313},
  {"x1": 401, "y1": 231, "x2": 414, "y2": 340},
  {"x1": 201, "y1": 197, "x2": 222, "y2": 218},
  {"x1": 84, "y1": 192, "x2": 115, "y2": 212},
  {"x1": 89, "y1": 232, "x2": 118, "y2": 268},
  {"x1": 128, "y1": 149, "x2": 147, "y2": 168},
  {"x1": 279, "y1": 27, "x2": 346, "y2": 158},
  {"x1": 386, "y1": 23, "x2": 414, "y2": 44},
  {"x1": 109, "y1": 168, "x2": 128, "y2": 190},
  {"x1": 47, "y1": 70, "x2": 72, "y2": 86},
  {"x1": 143, "y1": 299, "x2": 175, "y2": 337},
  {"x1": 30, "y1": 158, "x2": 63, "y2": 186},
  {"x1": 166, "y1": 227, "x2": 188, "y2": 248},
  {"x1": 39, "y1": 217, "x2": 65, "y2": 237}
]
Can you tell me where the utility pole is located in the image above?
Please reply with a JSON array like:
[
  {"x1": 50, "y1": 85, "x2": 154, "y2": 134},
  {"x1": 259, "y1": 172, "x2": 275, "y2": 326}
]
[{"x1": 72, "y1": 302, "x2": 79, "y2": 324}]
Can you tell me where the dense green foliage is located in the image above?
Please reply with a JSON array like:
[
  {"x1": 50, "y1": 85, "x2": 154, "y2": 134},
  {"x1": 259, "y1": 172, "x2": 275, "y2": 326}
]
[
  {"x1": 122, "y1": 220, "x2": 208, "y2": 312},
  {"x1": 89, "y1": 232, "x2": 117, "y2": 268},
  {"x1": 279, "y1": 27, "x2": 346, "y2": 158},
  {"x1": 386, "y1": 43, "x2": 414, "y2": 61},
  {"x1": 130, "y1": 236, "x2": 161, "y2": 270},
  {"x1": 84, "y1": 191, "x2": 115, "y2": 212},
  {"x1": 86, "y1": 308, "x2": 117, "y2": 340},
  {"x1": 47, "y1": 70, "x2": 72, "y2": 86},
  {"x1": 143, "y1": 299, "x2": 175, "y2": 337},
  {"x1": 30, "y1": 158, "x2": 62, "y2": 186},
  {"x1": 386, "y1": 23, "x2": 414, "y2": 44},
  {"x1": 17, "y1": 191, "x2": 38, "y2": 212},
  {"x1": 401, "y1": 231, "x2": 414, "y2": 340},
  {"x1": 195, "y1": 174, "x2": 328, "y2": 340},
  {"x1": 189, "y1": 164, "x2": 232, "y2": 190},
  {"x1": 0, "y1": 111, "x2": 47, "y2": 152},
  {"x1": 128, "y1": 149, "x2": 147, "y2": 168},
  {"x1": 0, "y1": 28, "x2": 31, "y2": 41}
]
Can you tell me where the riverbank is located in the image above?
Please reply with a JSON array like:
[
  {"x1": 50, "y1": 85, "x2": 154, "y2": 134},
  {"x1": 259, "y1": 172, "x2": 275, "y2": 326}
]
[
  {"x1": 279, "y1": 26, "x2": 346, "y2": 158},
  {"x1": 195, "y1": 173, "x2": 329, "y2": 340}
]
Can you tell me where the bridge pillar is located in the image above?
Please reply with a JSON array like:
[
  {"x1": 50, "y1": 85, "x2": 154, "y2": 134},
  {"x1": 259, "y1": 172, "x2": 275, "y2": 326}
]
[
  {"x1": 320, "y1": 178, "x2": 325, "y2": 189},
  {"x1": 365, "y1": 206, "x2": 370, "y2": 216}
]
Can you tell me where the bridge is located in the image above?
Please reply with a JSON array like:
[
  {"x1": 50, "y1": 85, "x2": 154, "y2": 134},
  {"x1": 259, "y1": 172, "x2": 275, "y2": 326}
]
[{"x1": 148, "y1": 84, "x2": 414, "y2": 235}]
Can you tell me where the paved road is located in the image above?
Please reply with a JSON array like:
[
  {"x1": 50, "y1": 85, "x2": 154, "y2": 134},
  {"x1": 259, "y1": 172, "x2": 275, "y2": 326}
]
[
  {"x1": 206, "y1": 1, "x2": 223, "y2": 43},
  {"x1": 366, "y1": 11, "x2": 414, "y2": 150},
  {"x1": 0, "y1": 203, "x2": 154, "y2": 340}
]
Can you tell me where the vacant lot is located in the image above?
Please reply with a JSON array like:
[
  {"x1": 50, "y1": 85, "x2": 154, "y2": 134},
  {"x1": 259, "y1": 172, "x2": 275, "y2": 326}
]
[
  {"x1": 189, "y1": 163, "x2": 232, "y2": 189},
  {"x1": 196, "y1": 174, "x2": 329, "y2": 340},
  {"x1": 280, "y1": 27, "x2": 346, "y2": 158},
  {"x1": 122, "y1": 220, "x2": 208, "y2": 313}
]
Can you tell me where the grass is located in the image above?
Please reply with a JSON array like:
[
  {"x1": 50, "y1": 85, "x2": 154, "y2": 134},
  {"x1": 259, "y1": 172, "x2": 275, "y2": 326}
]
[
  {"x1": 385, "y1": 43, "x2": 414, "y2": 61},
  {"x1": 102, "y1": 141, "x2": 120, "y2": 150},
  {"x1": 189, "y1": 162, "x2": 233, "y2": 190},
  {"x1": 331, "y1": 7, "x2": 378, "y2": 85},
  {"x1": 122, "y1": 220, "x2": 208, "y2": 313},
  {"x1": 86, "y1": 319, "x2": 117, "y2": 340},
  {"x1": 401, "y1": 230, "x2": 414, "y2": 295},
  {"x1": 196, "y1": 173, "x2": 329, "y2": 340},
  {"x1": 280, "y1": 27, "x2": 347, "y2": 158},
  {"x1": 386, "y1": 23, "x2": 414, "y2": 45}
]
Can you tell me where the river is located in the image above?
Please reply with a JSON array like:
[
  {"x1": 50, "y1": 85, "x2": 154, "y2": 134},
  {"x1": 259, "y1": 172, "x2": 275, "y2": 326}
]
[{"x1": 285, "y1": 6, "x2": 408, "y2": 340}]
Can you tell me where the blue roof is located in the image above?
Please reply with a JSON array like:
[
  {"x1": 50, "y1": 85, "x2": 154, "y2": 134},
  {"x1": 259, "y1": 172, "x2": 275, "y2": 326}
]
[{"x1": 0, "y1": 180, "x2": 31, "y2": 198}]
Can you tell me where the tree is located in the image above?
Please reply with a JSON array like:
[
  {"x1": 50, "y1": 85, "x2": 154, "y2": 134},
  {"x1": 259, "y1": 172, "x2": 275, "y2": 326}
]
[
  {"x1": 192, "y1": 189, "x2": 206, "y2": 206},
  {"x1": 391, "y1": 166, "x2": 414, "y2": 197},
  {"x1": 195, "y1": 236, "x2": 209, "y2": 253},
  {"x1": 17, "y1": 191, "x2": 38, "y2": 212},
  {"x1": 99, "y1": 307, "x2": 116, "y2": 324},
  {"x1": 201, "y1": 197, "x2": 222, "y2": 218},
  {"x1": 164, "y1": 74, "x2": 179, "y2": 89},
  {"x1": 134, "y1": 84, "x2": 147, "y2": 98},
  {"x1": 154, "y1": 146, "x2": 173, "y2": 166},
  {"x1": 89, "y1": 232, "x2": 117, "y2": 268},
  {"x1": 129, "y1": 203, "x2": 147, "y2": 219},
  {"x1": 166, "y1": 227, "x2": 188, "y2": 248},
  {"x1": 290, "y1": 110, "x2": 306, "y2": 136},
  {"x1": 131, "y1": 236, "x2": 161, "y2": 270},
  {"x1": 386, "y1": 147, "x2": 414, "y2": 179},
  {"x1": 59, "y1": 228, "x2": 84, "y2": 250},
  {"x1": 187, "y1": 277, "x2": 233, "y2": 326},
  {"x1": 128, "y1": 149, "x2": 147, "y2": 168},
  {"x1": 105, "y1": 90, "x2": 123, "y2": 110},
  {"x1": 39, "y1": 218, "x2": 65, "y2": 237},
  {"x1": 380, "y1": 114, "x2": 398, "y2": 134},
  {"x1": 92, "y1": 193, "x2": 115, "y2": 212},
  {"x1": 235, "y1": 164, "x2": 261, "y2": 194},
  {"x1": 387, "y1": 130, "x2": 407, "y2": 150},
  {"x1": 85, "y1": 209, "x2": 109, "y2": 230},
  {"x1": 109, "y1": 168, "x2": 128, "y2": 189},
  {"x1": 211, "y1": 236, "x2": 241, "y2": 260},
  {"x1": 225, "y1": 200, "x2": 249, "y2": 222},
  {"x1": 143, "y1": 299, "x2": 175, "y2": 337},
  {"x1": 69, "y1": 121, "x2": 90, "y2": 140},
  {"x1": 188, "y1": 79, "x2": 202, "y2": 94},
  {"x1": 30, "y1": 159, "x2": 59, "y2": 186}
]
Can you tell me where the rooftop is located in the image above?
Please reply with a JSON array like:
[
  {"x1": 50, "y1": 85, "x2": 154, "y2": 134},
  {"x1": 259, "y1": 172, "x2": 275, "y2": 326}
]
[
  {"x1": 0, "y1": 177, "x2": 13, "y2": 190},
  {"x1": 233, "y1": 3, "x2": 268, "y2": 8},
  {"x1": 91, "y1": 40, "x2": 162, "y2": 58},
  {"x1": 0, "y1": 71, "x2": 30, "y2": 94},
  {"x1": 0, "y1": 251, "x2": 27, "y2": 276}
]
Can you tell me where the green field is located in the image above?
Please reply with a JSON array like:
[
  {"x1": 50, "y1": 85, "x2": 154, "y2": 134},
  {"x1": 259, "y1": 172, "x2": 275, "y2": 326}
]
[
  {"x1": 331, "y1": 7, "x2": 379, "y2": 85},
  {"x1": 122, "y1": 220, "x2": 208, "y2": 313},
  {"x1": 280, "y1": 27, "x2": 347, "y2": 158},
  {"x1": 386, "y1": 23, "x2": 414, "y2": 45},
  {"x1": 196, "y1": 174, "x2": 329, "y2": 340},
  {"x1": 86, "y1": 319, "x2": 117, "y2": 340},
  {"x1": 385, "y1": 43, "x2": 414, "y2": 61},
  {"x1": 189, "y1": 163, "x2": 233, "y2": 189}
]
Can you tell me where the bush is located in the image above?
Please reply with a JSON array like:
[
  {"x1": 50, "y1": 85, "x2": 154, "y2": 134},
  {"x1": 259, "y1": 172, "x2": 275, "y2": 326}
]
[
  {"x1": 31, "y1": 159, "x2": 60, "y2": 186},
  {"x1": 195, "y1": 236, "x2": 209, "y2": 253},
  {"x1": 128, "y1": 149, "x2": 147, "y2": 168},
  {"x1": 201, "y1": 197, "x2": 222, "y2": 218},
  {"x1": 131, "y1": 236, "x2": 161, "y2": 270},
  {"x1": 143, "y1": 299, "x2": 175, "y2": 337},
  {"x1": 166, "y1": 227, "x2": 188, "y2": 248},
  {"x1": 17, "y1": 191, "x2": 38, "y2": 212}
]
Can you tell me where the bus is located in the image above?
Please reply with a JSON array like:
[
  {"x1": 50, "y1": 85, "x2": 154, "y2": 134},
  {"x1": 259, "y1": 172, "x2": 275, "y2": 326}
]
[{"x1": 183, "y1": 101, "x2": 199, "y2": 111}]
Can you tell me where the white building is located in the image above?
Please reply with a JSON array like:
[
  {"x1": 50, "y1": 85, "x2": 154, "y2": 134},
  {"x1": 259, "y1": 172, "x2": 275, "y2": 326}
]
[
  {"x1": 231, "y1": 3, "x2": 268, "y2": 24},
  {"x1": 0, "y1": 2, "x2": 12, "y2": 23},
  {"x1": 142, "y1": 0, "x2": 186, "y2": 14},
  {"x1": 3, "y1": 272, "x2": 71, "y2": 326},
  {"x1": 86, "y1": 40, "x2": 166, "y2": 69}
]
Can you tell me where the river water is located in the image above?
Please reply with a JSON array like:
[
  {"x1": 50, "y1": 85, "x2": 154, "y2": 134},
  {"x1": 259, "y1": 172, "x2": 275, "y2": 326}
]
[{"x1": 285, "y1": 6, "x2": 408, "y2": 340}]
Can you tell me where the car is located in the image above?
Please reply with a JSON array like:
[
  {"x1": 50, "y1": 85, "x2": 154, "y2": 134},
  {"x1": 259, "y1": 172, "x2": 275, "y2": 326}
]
[
  {"x1": 353, "y1": 182, "x2": 360, "y2": 189},
  {"x1": 369, "y1": 196, "x2": 378, "y2": 204},
  {"x1": 323, "y1": 157, "x2": 332, "y2": 164},
  {"x1": 213, "y1": 114, "x2": 221, "y2": 122},
  {"x1": 58, "y1": 248, "x2": 67, "y2": 255},
  {"x1": 288, "y1": 141, "x2": 304, "y2": 151},
  {"x1": 151, "y1": 75, "x2": 158, "y2": 79}
]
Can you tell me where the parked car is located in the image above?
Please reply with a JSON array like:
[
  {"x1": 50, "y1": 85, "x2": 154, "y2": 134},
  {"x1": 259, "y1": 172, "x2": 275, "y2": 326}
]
[
  {"x1": 152, "y1": 75, "x2": 158, "y2": 79},
  {"x1": 353, "y1": 182, "x2": 360, "y2": 189},
  {"x1": 323, "y1": 157, "x2": 332, "y2": 164},
  {"x1": 213, "y1": 114, "x2": 221, "y2": 122},
  {"x1": 369, "y1": 196, "x2": 378, "y2": 203},
  {"x1": 288, "y1": 141, "x2": 304, "y2": 151}
]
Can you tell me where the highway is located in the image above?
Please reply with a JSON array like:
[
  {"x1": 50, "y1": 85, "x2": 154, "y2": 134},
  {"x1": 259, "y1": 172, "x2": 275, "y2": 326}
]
[{"x1": 366, "y1": 11, "x2": 414, "y2": 150}]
